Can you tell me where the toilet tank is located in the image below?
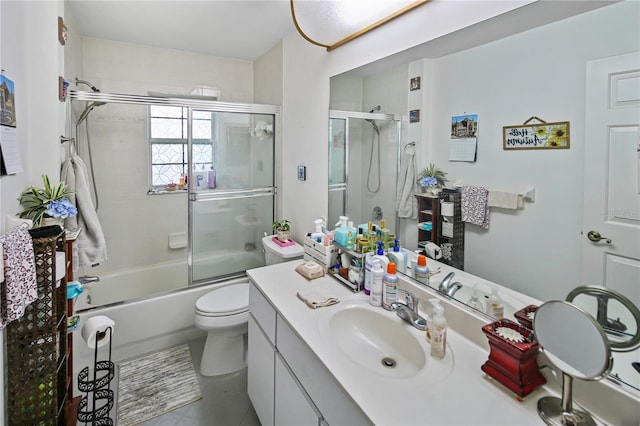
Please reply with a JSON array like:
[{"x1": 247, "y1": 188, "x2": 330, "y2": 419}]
[{"x1": 262, "y1": 235, "x2": 304, "y2": 265}]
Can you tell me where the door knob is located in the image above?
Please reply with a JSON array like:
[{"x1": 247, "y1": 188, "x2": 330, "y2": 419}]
[{"x1": 587, "y1": 230, "x2": 612, "y2": 244}]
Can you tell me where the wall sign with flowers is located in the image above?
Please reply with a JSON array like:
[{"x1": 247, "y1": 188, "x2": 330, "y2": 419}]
[
  {"x1": 18, "y1": 175, "x2": 77, "y2": 227},
  {"x1": 502, "y1": 116, "x2": 570, "y2": 150}
]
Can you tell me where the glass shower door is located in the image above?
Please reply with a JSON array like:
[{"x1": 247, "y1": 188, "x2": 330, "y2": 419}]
[
  {"x1": 189, "y1": 110, "x2": 276, "y2": 284},
  {"x1": 328, "y1": 117, "x2": 347, "y2": 228}
]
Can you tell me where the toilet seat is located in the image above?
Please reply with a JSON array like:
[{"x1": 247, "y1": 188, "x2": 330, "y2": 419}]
[{"x1": 195, "y1": 283, "x2": 249, "y2": 317}]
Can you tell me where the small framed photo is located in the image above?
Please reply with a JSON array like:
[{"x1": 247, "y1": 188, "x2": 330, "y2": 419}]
[
  {"x1": 410, "y1": 76, "x2": 421, "y2": 91},
  {"x1": 297, "y1": 165, "x2": 306, "y2": 181},
  {"x1": 409, "y1": 109, "x2": 420, "y2": 123}
]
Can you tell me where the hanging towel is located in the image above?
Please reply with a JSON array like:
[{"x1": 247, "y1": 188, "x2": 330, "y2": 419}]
[
  {"x1": 461, "y1": 185, "x2": 490, "y2": 229},
  {"x1": 487, "y1": 190, "x2": 521, "y2": 209},
  {"x1": 0, "y1": 223, "x2": 37, "y2": 328},
  {"x1": 62, "y1": 155, "x2": 108, "y2": 266},
  {"x1": 395, "y1": 144, "x2": 418, "y2": 219}
]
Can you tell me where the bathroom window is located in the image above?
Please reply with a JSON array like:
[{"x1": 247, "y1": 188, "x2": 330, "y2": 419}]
[{"x1": 149, "y1": 106, "x2": 216, "y2": 190}]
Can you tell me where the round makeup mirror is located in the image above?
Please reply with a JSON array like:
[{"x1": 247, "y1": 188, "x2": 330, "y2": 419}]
[
  {"x1": 566, "y1": 286, "x2": 640, "y2": 352},
  {"x1": 533, "y1": 300, "x2": 613, "y2": 426}
]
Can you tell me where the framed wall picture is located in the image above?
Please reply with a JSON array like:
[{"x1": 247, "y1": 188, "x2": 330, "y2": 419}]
[
  {"x1": 410, "y1": 76, "x2": 421, "y2": 91},
  {"x1": 410, "y1": 109, "x2": 420, "y2": 123}
]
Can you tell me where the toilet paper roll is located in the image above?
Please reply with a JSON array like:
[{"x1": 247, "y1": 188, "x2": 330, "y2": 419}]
[{"x1": 82, "y1": 315, "x2": 115, "y2": 348}]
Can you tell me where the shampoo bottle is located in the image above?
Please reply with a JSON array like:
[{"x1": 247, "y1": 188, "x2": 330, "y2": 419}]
[
  {"x1": 413, "y1": 254, "x2": 429, "y2": 285},
  {"x1": 207, "y1": 167, "x2": 217, "y2": 189},
  {"x1": 382, "y1": 262, "x2": 399, "y2": 311},
  {"x1": 370, "y1": 261, "x2": 384, "y2": 307},
  {"x1": 428, "y1": 298, "x2": 447, "y2": 359}
]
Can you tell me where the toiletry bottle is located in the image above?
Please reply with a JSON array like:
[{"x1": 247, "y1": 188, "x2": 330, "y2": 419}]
[
  {"x1": 364, "y1": 242, "x2": 389, "y2": 296},
  {"x1": 346, "y1": 231, "x2": 354, "y2": 250},
  {"x1": 468, "y1": 283, "x2": 485, "y2": 312},
  {"x1": 387, "y1": 238, "x2": 405, "y2": 272},
  {"x1": 370, "y1": 261, "x2": 384, "y2": 307},
  {"x1": 414, "y1": 254, "x2": 429, "y2": 286},
  {"x1": 486, "y1": 284, "x2": 504, "y2": 319},
  {"x1": 207, "y1": 167, "x2": 217, "y2": 189},
  {"x1": 310, "y1": 218, "x2": 324, "y2": 241},
  {"x1": 429, "y1": 298, "x2": 447, "y2": 359},
  {"x1": 382, "y1": 262, "x2": 399, "y2": 311}
]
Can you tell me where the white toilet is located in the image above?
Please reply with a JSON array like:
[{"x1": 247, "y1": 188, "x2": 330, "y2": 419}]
[{"x1": 193, "y1": 236, "x2": 303, "y2": 376}]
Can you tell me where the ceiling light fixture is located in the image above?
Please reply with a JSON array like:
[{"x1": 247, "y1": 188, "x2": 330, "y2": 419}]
[{"x1": 290, "y1": 0, "x2": 430, "y2": 52}]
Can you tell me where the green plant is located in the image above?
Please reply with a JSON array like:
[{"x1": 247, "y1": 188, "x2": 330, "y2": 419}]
[
  {"x1": 417, "y1": 163, "x2": 449, "y2": 188},
  {"x1": 272, "y1": 219, "x2": 291, "y2": 232},
  {"x1": 18, "y1": 175, "x2": 75, "y2": 226}
]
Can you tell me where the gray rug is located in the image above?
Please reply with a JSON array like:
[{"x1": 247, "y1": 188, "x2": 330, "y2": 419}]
[{"x1": 117, "y1": 344, "x2": 203, "y2": 426}]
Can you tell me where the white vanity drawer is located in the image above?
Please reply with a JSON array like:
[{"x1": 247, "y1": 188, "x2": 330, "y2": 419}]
[{"x1": 249, "y1": 280, "x2": 276, "y2": 344}]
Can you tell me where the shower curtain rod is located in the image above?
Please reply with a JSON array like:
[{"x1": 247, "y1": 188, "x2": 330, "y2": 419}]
[{"x1": 68, "y1": 90, "x2": 281, "y2": 114}]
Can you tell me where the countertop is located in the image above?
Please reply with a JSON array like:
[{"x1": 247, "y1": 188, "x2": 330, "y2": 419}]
[{"x1": 248, "y1": 260, "x2": 552, "y2": 425}]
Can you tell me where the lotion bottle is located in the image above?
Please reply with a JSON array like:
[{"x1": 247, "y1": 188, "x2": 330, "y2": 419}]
[
  {"x1": 382, "y1": 262, "x2": 398, "y2": 311},
  {"x1": 370, "y1": 261, "x2": 384, "y2": 307},
  {"x1": 428, "y1": 298, "x2": 447, "y2": 359}
]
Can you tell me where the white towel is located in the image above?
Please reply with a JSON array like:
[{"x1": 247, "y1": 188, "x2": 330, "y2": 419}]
[
  {"x1": 487, "y1": 190, "x2": 521, "y2": 209},
  {"x1": 461, "y1": 185, "x2": 490, "y2": 229},
  {"x1": 395, "y1": 144, "x2": 418, "y2": 219},
  {"x1": 297, "y1": 287, "x2": 340, "y2": 309},
  {"x1": 61, "y1": 155, "x2": 108, "y2": 266}
]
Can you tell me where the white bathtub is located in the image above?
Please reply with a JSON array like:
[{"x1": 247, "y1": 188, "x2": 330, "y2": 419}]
[{"x1": 71, "y1": 250, "x2": 263, "y2": 392}]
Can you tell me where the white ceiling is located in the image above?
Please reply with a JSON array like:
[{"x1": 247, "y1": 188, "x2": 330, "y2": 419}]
[{"x1": 66, "y1": 0, "x2": 297, "y2": 60}]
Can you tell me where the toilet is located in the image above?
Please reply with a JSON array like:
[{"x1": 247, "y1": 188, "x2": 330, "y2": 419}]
[{"x1": 193, "y1": 236, "x2": 303, "y2": 376}]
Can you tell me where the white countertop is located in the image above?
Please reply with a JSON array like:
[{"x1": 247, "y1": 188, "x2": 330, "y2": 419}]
[{"x1": 248, "y1": 260, "x2": 552, "y2": 425}]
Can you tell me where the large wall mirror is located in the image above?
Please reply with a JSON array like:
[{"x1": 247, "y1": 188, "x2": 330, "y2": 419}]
[{"x1": 328, "y1": 1, "x2": 640, "y2": 394}]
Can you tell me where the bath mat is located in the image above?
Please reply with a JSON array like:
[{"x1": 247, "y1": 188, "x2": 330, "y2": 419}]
[{"x1": 116, "y1": 344, "x2": 202, "y2": 426}]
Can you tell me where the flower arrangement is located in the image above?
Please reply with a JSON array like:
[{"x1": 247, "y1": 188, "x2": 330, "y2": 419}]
[
  {"x1": 417, "y1": 163, "x2": 449, "y2": 189},
  {"x1": 18, "y1": 175, "x2": 77, "y2": 226}
]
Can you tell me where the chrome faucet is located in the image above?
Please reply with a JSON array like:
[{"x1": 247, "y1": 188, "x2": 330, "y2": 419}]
[
  {"x1": 79, "y1": 275, "x2": 100, "y2": 285},
  {"x1": 391, "y1": 290, "x2": 427, "y2": 331},
  {"x1": 438, "y1": 272, "x2": 463, "y2": 297}
]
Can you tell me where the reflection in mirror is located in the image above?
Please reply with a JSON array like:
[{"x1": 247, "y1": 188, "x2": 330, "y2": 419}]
[
  {"x1": 328, "y1": 110, "x2": 401, "y2": 231},
  {"x1": 328, "y1": 1, "x2": 640, "y2": 394},
  {"x1": 534, "y1": 301, "x2": 612, "y2": 426},
  {"x1": 566, "y1": 286, "x2": 640, "y2": 352}
]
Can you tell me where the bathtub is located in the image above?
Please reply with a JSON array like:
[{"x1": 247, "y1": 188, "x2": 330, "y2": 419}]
[{"x1": 72, "y1": 250, "x2": 264, "y2": 392}]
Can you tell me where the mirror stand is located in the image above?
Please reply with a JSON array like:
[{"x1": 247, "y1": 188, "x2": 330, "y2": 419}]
[{"x1": 537, "y1": 372, "x2": 596, "y2": 426}]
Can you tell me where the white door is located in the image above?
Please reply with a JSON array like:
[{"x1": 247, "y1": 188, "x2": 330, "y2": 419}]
[{"x1": 582, "y1": 51, "x2": 640, "y2": 390}]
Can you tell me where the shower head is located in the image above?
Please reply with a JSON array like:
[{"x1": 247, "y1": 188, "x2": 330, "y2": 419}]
[
  {"x1": 366, "y1": 105, "x2": 381, "y2": 133},
  {"x1": 75, "y1": 77, "x2": 101, "y2": 93},
  {"x1": 369, "y1": 105, "x2": 381, "y2": 113},
  {"x1": 76, "y1": 101, "x2": 105, "y2": 125}
]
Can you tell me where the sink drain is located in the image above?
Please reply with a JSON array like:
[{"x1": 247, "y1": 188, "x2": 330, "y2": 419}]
[{"x1": 381, "y1": 357, "x2": 396, "y2": 368}]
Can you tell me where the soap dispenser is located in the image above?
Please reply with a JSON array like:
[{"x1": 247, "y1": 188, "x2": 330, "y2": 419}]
[
  {"x1": 428, "y1": 298, "x2": 447, "y2": 359},
  {"x1": 386, "y1": 238, "x2": 405, "y2": 272},
  {"x1": 468, "y1": 283, "x2": 485, "y2": 312}
]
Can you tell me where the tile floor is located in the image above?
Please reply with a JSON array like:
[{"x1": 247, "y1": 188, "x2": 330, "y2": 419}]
[{"x1": 77, "y1": 337, "x2": 260, "y2": 426}]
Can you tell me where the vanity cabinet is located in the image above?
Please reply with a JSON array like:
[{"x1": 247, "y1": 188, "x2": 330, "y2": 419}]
[
  {"x1": 247, "y1": 282, "x2": 368, "y2": 426},
  {"x1": 416, "y1": 189, "x2": 464, "y2": 270}
]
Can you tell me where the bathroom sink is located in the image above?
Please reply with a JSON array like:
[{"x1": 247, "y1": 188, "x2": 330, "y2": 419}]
[{"x1": 317, "y1": 296, "x2": 454, "y2": 381}]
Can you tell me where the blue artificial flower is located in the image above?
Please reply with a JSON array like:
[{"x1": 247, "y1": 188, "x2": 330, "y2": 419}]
[
  {"x1": 419, "y1": 176, "x2": 437, "y2": 188},
  {"x1": 45, "y1": 198, "x2": 78, "y2": 218}
]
